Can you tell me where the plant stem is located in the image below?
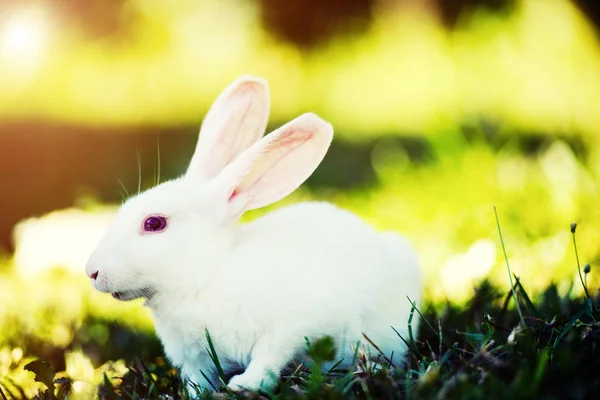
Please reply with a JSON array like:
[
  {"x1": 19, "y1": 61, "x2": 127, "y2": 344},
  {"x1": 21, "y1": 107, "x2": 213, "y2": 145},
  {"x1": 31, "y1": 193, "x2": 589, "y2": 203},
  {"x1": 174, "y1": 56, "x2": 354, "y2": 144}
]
[
  {"x1": 571, "y1": 230, "x2": 594, "y2": 317},
  {"x1": 494, "y1": 205, "x2": 526, "y2": 328}
]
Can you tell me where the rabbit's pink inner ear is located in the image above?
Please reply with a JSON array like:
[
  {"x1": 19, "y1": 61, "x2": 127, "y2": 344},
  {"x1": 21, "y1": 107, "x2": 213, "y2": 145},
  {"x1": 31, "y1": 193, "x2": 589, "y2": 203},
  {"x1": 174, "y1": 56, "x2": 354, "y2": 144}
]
[
  {"x1": 228, "y1": 189, "x2": 240, "y2": 202},
  {"x1": 186, "y1": 77, "x2": 270, "y2": 181},
  {"x1": 223, "y1": 113, "x2": 334, "y2": 216}
]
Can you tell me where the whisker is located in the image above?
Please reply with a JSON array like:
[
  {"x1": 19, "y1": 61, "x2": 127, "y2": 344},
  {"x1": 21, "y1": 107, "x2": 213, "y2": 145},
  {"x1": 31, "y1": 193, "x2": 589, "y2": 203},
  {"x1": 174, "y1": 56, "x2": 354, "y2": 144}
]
[
  {"x1": 136, "y1": 141, "x2": 142, "y2": 195},
  {"x1": 145, "y1": 287, "x2": 156, "y2": 298},
  {"x1": 117, "y1": 179, "x2": 130, "y2": 202},
  {"x1": 156, "y1": 133, "x2": 161, "y2": 186}
]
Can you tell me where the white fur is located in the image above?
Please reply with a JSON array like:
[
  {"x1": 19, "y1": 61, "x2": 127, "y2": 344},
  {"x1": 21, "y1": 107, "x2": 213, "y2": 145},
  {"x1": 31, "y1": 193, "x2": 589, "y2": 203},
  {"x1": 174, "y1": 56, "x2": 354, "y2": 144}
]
[{"x1": 85, "y1": 76, "x2": 422, "y2": 393}]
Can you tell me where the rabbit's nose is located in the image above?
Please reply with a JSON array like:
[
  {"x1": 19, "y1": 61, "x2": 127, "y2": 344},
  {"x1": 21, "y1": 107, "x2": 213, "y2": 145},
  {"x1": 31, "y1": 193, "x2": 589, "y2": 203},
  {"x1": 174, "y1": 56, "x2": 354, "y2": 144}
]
[{"x1": 86, "y1": 252, "x2": 100, "y2": 280}]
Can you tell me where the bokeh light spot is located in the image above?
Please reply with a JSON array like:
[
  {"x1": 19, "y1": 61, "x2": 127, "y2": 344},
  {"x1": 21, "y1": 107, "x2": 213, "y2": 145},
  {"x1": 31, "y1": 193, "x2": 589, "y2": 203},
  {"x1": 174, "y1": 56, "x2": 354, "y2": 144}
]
[{"x1": 0, "y1": 6, "x2": 50, "y2": 70}]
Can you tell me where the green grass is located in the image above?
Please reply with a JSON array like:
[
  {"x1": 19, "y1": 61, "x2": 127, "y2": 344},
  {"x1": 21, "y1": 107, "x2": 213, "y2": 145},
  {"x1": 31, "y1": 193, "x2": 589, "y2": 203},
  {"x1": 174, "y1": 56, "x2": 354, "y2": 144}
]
[
  {"x1": 2, "y1": 221, "x2": 600, "y2": 399},
  {"x1": 9, "y1": 280, "x2": 600, "y2": 399}
]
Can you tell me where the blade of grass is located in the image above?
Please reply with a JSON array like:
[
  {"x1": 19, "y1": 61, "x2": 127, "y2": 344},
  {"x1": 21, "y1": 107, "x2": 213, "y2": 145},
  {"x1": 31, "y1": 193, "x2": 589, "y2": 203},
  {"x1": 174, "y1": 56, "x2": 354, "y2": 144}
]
[
  {"x1": 388, "y1": 351, "x2": 395, "y2": 370},
  {"x1": 439, "y1": 348, "x2": 453, "y2": 365},
  {"x1": 145, "y1": 382, "x2": 156, "y2": 399},
  {"x1": 532, "y1": 348, "x2": 549, "y2": 392},
  {"x1": 552, "y1": 309, "x2": 587, "y2": 350},
  {"x1": 513, "y1": 274, "x2": 538, "y2": 318},
  {"x1": 325, "y1": 358, "x2": 346, "y2": 376},
  {"x1": 404, "y1": 298, "x2": 463, "y2": 360},
  {"x1": 406, "y1": 297, "x2": 438, "y2": 338},
  {"x1": 132, "y1": 379, "x2": 138, "y2": 400},
  {"x1": 359, "y1": 379, "x2": 372, "y2": 400},
  {"x1": 138, "y1": 358, "x2": 156, "y2": 386},
  {"x1": 197, "y1": 371, "x2": 218, "y2": 393},
  {"x1": 204, "y1": 329, "x2": 226, "y2": 386},
  {"x1": 494, "y1": 205, "x2": 526, "y2": 328},
  {"x1": 391, "y1": 326, "x2": 418, "y2": 355},
  {"x1": 304, "y1": 336, "x2": 312, "y2": 352},
  {"x1": 362, "y1": 333, "x2": 396, "y2": 367},
  {"x1": 339, "y1": 341, "x2": 361, "y2": 394},
  {"x1": 407, "y1": 299, "x2": 417, "y2": 347}
]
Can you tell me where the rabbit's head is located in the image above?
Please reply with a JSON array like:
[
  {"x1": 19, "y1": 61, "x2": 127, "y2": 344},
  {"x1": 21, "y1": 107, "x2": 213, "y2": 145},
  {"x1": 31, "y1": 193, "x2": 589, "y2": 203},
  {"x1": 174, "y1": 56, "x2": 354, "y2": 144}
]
[{"x1": 85, "y1": 76, "x2": 333, "y2": 302}]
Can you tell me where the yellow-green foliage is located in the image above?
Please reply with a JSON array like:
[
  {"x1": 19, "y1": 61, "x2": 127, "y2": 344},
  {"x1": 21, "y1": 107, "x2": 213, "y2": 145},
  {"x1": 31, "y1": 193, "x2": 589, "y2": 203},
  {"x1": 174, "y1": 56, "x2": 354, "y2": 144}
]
[
  {"x1": 1, "y1": 0, "x2": 600, "y2": 141},
  {"x1": 0, "y1": 270, "x2": 151, "y2": 398}
]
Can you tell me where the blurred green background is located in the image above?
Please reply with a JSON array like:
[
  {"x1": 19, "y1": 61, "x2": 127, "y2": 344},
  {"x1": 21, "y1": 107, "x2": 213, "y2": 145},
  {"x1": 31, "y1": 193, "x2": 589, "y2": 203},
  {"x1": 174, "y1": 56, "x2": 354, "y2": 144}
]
[{"x1": 2, "y1": 0, "x2": 600, "y2": 397}]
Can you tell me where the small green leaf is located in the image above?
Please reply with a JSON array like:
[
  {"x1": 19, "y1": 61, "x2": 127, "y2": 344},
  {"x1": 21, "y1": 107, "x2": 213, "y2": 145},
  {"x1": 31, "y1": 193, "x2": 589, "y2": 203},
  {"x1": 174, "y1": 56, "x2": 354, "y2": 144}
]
[{"x1": 308, "y1": 336, "x2": 337, "y2": 364}]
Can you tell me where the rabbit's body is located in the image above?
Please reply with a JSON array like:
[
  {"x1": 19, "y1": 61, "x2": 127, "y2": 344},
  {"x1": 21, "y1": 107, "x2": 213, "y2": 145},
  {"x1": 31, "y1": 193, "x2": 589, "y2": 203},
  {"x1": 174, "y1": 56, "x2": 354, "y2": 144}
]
[
  {"x1": 86, "y1": 76, "x2": 421, "y2": 393},
  {"x1": 148, "y1": 201, "x2": 420, "y2": 388}
]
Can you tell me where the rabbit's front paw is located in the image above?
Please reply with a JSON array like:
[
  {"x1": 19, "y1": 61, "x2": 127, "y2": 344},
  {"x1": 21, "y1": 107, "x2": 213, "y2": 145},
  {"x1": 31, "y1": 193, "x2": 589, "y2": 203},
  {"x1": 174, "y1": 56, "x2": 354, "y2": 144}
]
[
  {"x1": 228, "y1": 368, "x2": 279, "y2": 392},
  {"x1": 227, "y1": 335, "x2": 291, "y2": 392},
  {"x1": 227, "y1": 371, "x2": 263, "y2": 392}
]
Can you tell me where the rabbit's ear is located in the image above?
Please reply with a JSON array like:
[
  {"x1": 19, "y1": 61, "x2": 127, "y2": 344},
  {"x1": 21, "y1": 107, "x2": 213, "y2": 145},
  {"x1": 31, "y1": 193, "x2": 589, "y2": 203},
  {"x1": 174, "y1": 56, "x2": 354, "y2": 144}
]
[
  {"x1": 216, "y1": 113, "x2": 333, "y2": 217},
  {"x1": 186, "y1": 76, "x2": 270, "y2": 181}
]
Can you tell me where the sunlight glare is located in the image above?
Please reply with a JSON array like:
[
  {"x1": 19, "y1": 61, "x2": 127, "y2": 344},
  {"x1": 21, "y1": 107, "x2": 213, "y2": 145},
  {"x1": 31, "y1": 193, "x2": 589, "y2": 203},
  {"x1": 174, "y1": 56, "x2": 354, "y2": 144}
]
[{"x1": 0, "y1": 6, "x2": 50, "y2": 68}]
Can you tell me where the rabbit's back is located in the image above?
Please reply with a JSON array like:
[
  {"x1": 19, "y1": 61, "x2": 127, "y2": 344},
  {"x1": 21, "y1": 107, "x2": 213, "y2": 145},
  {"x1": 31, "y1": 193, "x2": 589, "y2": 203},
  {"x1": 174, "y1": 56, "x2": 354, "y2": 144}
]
[{"x1": 222, "y1": 201, "x2": 420, "y2": 361}]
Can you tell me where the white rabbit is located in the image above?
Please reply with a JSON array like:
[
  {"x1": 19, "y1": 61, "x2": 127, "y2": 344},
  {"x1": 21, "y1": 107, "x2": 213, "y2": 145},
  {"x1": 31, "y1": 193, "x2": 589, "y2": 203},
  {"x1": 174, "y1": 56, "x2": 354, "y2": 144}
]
[{"x1": 85, "y1": 76, "x2": 422, "y2": 393}]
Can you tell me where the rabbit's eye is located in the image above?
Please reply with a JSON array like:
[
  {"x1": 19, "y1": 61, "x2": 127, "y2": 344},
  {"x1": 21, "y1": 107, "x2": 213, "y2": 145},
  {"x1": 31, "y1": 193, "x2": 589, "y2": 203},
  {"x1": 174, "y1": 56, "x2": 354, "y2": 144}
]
[{"x1": 143, "y1": 215, "x2": 167, "y2": 233}]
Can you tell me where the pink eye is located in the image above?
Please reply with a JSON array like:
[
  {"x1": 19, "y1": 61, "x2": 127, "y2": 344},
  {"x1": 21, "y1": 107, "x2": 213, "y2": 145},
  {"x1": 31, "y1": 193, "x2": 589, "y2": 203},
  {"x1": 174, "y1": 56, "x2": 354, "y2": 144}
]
[{"x1": 143, "y1": 215, "x2": 167, "y2": 233}]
